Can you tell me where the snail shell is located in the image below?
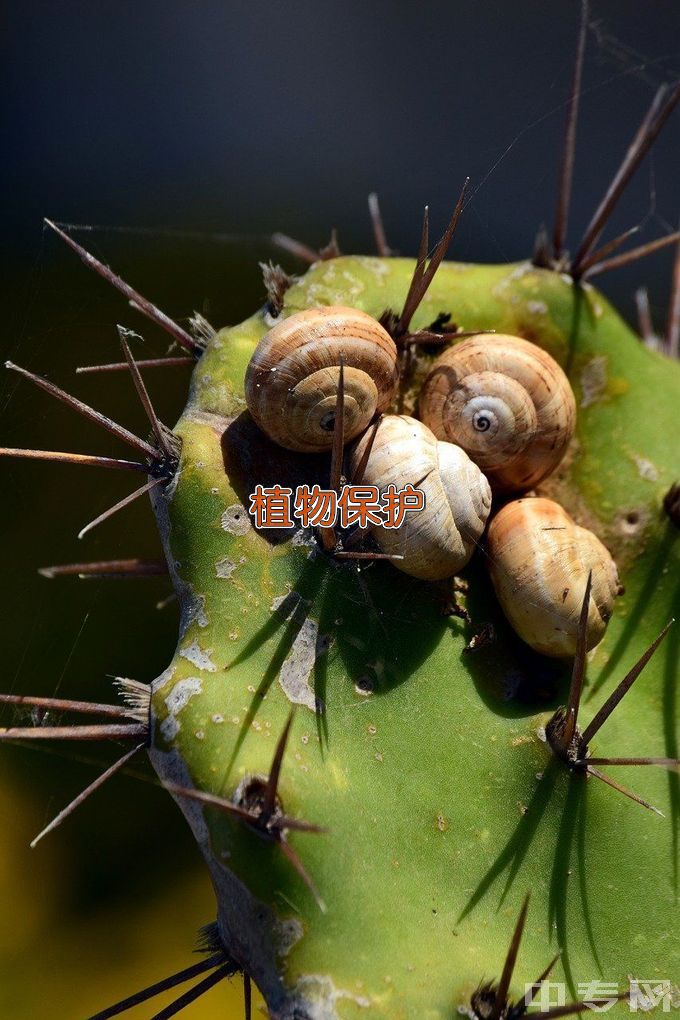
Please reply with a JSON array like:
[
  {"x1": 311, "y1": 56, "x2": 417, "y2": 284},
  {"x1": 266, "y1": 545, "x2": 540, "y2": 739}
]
[
  {"x1": 347, "y1": 415, "x2": 492, "y2": 580},
  {"x1": 245, "y1": 306, "x2": 399, "y2": 452},
  {"x1": 418, "y1": 334, "x2": 576, "y2": 492},
  {"x1": 486, "y1": 497, "x2": 621, "y2": 657}
]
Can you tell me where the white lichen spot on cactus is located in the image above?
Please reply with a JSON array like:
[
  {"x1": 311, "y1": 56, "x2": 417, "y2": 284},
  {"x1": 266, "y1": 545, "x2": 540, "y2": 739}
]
[
  {"x1": 179, "y1": 639, "x2": 217, "y2": 672},
  {"x1": 631, "y1": 454, "x2": 659, "y2": 482},
  {"x1": 292, "y1": 973, "x2": 372, "y2": 1017},
  {"x1": 151, "y1": 663, "x2": 176, "y2": 693},
  {"x1": 279, "y1": 616, "x2": 332, "y2": 712},
  {"x1": 215, "y1": 557, "x2": 238, "y2": 579},
  {"x1": 165, "y1": 682, "x2": 203, "y2": 717},
  {"x1": 526, "y1": 300, "x2": 548, "y2": 316},
  {"x1": 180, "y1": 586, "x2": 209, "y2": 635},
  {"x1": 509, "y1": 262, "x2": 535, "y2": 281}
]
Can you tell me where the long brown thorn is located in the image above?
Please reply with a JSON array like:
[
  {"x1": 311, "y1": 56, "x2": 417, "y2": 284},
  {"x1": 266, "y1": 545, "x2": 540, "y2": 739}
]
[
  {"x1": 521, "y1": 952, "x2": 562, "y2": 1012},
  {"x1": 552, "y1": 0, "x2": 588, "y2": 261},
  {"x1": 572, "y1": 82, "x2": 680, "y2": 274},
  {"x1": 88, "y1": 953, "x2": 226, "y2": 1020},
  {"x1": 581, "y1": 620, "x2": 673, "y2": 745},
  {"x1": 243, "y1": 973, "x2": 252, "y2": 1020},
  {"x1": 667, "y1": 230, "x2": 680, "y2": 358},
  {"x1": 329, "y1": 356, "x2": 345, "y2": 496},
  {"x1": 165, "y1": 785, "x2": 259, "y2": 825},
  {"x1": 586, "y1": 765, "x2": 662, "y2": 816},
  {"x1": 0, "y1": 693, "x2": 137, "y2": 719},
  {"x1": 581, "y1": 756, "x2": 680, "y2": 768},
  {"x1": 350, "y1": 417, "x2": 381, "y2": 485},
  {"x1": 44, "y1": 219, "x2": 201, "y2": 355},
  {"x1": 0, "y1": 447, "x2": 149, "y2": 474},
  {"x1": 78, "y1": 476, "x2": 165, "y2": 540},
  {"x1": 0, "y1": 724, "x2": 148, "y2": 742},
  {"x1": 77, "y1": 356, "x2": 193, "y2": 375},
  {"x1": 148, "y1": 963, "x2": 234, "y2": 1020},
  {"x1": 38, "y1": 558, "x2": 168, "y2": 579},
  {"x1": 5, "y1": 361, "x2": 158, "y2": 460},
  {"x1": 563, "y1": 571, "x2": 592, "y2": 748},
  {"x1": 575, "y1": 224, "x2": 640, "y2": 274},
  {"x1": 368, "y1": 192, "x2": 392, "y2": 256},
  {"x1": 119, "y1": 330, "x2": 175, "y2": 460},
  {"x1": 396, "y1": 179, "x2": 469, "y2": 338},
  {"x1": 584, "y1": 231, "x2": 680, "y2": 280},
  {"x1": 30, "y1": 741, "x2": 146, "y2": 848},
  {"x1": 262, "y1": 710, "x2": 295, "y2": 822},
  {"x1": 279, "y1": 838, "x2": 326, "y2": 912},
  {"x1": 271, "y1": 232, "x2": 319, "y2": 265},
  {"x1": 491, "y1": 893, "x2": 531, "y2": 1020}
]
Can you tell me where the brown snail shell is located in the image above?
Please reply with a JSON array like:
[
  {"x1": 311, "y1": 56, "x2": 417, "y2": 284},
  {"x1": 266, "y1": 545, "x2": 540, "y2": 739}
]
[
  {"x1": 244, "y1": 306, "x2": 399, "y2": 452},
  {"x1": 347, "y1": 415, "x2": 492, "y2": 580},
  {"x1": 418, "y1": 334, "x2": 576, "y2": 493},
  {"x1": 486, "y1": 497, "x2": 621, "y2": 657}
]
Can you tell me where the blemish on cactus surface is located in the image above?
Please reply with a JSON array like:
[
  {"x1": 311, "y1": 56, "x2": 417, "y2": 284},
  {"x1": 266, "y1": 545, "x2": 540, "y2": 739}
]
[
  {"x1": 179, "y1": 639, "x2": 217, "y2": 672},
  {"x1": 219, "y1": 558, "x2": 240, "y2": 583},
  {"x1": 165, "y1": 677, "x2": 203, "y2": 715},
  {"x1": 278, "y1": 616, "x2": 330, "y2": 712},
  {"x1": 631, "y1": 455, "x2": 659, "y2": 482}
]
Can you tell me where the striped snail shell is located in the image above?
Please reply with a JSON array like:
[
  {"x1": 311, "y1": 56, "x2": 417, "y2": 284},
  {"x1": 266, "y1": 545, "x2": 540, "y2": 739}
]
[
  {"x1": 418, "y1": 334, "x2": 576, "y2": 493},
  {"x1": 347, "y1": 415, "x2": 492, "y2": 581},
  {"x1": 486, "y1": 497, "x2": 621, "y2": 657},
  {"x1": 244, "y1": 306, "x2": 399, "y2": 452}
]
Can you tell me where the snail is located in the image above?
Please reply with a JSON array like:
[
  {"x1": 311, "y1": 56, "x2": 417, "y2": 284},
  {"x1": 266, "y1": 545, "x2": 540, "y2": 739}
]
[
  {"x1": 347, "y1": 415, "x2": 492, "y2": 580},
  {"x1": 486, "y1": 497, "x2": 621, "y2": 657},
  {"x1": 418, "y1": 334, "x2": 576, "y2": 492},
  {"x1": 244, "y1": 306, "x2": 399, "y2": 452}
]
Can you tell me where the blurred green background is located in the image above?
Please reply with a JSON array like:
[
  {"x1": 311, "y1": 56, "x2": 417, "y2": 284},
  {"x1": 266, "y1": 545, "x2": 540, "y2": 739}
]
[{"x1": 2, "y1": 1, "x2": 680, "y2": 1017}]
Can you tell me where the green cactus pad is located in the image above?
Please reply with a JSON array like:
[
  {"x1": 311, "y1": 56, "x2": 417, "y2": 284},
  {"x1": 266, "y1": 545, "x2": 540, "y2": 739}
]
[{"x1": 149, "y1": 256, "x2": 680, "y2": 1020}]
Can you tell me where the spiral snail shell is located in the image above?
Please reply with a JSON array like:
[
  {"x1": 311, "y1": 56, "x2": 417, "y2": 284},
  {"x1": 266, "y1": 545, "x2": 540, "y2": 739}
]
[
  {"x1": 244, "y1": 306, "x2": 399, "y2": 452},
  {"x1": 486, "y1": 497, "x2": 621, "y2": 657},
  {"x1": 347, "y1": 415, "x2": 492, "y2": 580},
  {"x1": 418, "y1": 334, "x2": 576, "y2": 493}
]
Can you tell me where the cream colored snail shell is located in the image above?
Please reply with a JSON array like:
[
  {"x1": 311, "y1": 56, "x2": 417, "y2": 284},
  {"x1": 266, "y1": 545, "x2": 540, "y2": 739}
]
[
  {"x1": 347, "y1": 415, "x2": 492, "y2": 581},
  {"x1": 486, "y1": 497, "x2": 621, "y2": 658},
  {"x1": 418, "y1": 334, "x2": 576, "y2": 493},
  {"x1": 244, "y1": 306, "x2": 399, "y2": 452}
]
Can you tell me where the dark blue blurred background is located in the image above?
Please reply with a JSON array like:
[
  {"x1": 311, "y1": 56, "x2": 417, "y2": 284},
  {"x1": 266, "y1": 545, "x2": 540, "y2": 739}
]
[
  {"x1": 1, "y1": 3, "x2": 679, "y2": 1016},
  {"x1": 4, "y1": 0, "x2": 680, "y2": 293}
]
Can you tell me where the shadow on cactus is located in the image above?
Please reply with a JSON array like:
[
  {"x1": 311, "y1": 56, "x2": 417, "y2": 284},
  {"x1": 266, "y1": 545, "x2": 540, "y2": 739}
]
[{"x1": 2, "y1": 7, "x2": 680, "y2": 1018}]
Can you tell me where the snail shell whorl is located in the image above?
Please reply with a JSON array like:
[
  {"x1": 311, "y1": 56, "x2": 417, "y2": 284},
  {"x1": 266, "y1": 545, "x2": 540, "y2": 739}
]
[
  {"x1": 348, "y1": 415, "x2": 492, "y2": 580},
  {"x1": 418, "y1": 334, "x2": 576, "y2": 493},
  {"x1": 245, "y1": 306, "x2": 399, "y2": 452},
  {"x1": 486, "y1": 497, "x2": 621, "y2": 658}
]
